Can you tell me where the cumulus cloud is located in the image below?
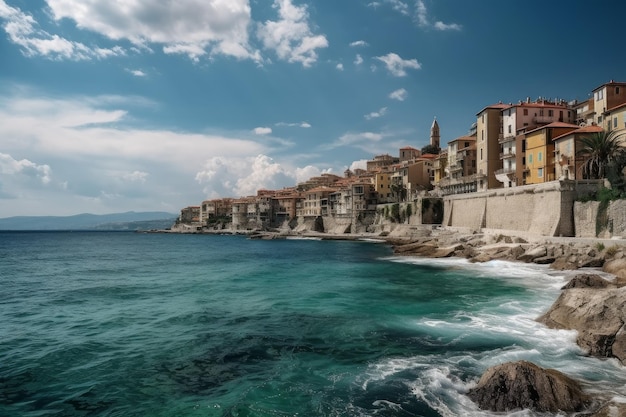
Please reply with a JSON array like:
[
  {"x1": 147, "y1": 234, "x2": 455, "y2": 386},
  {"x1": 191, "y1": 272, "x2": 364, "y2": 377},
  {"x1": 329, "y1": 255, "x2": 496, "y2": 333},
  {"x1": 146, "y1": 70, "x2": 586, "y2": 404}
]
[
  {"x1": 0, "y1": 0, "x2": 125, "y2": 60},
  {"x1": 253, "y1": 127, "x2": 272, "y2": 135},
  {"x1": 375, "y1": 52, "x2": 421, "y2": 77},
  {"x1": 257, "y1": 0, "x2": 328, "y2": 67},
  {"x1": 0, "y1": 90, "x2": 274, "y2": 214},
  {"x1": 354, "y1": 54, "x2": 364, "y2": 66},
  {"x1": 47, "y1": 0, "x2": 261, "y2": 61},
  {"x1": 336, "y1": 63, "x2": 344, "y2": 71},
  {"x1": 349, "y1": 159, "x2": 368, "y2": 171},
  {"x1": 195, "y1": 154, "x2": 323, "y2": 198},
  {"x1": 364, "y1": 107, "x2": 387, "y2": 120},
  {"x1": 389, "y1": 88, "x2": 408, "y2": 101},
  {"x1": 416, "y1": 0, "x2": 461, "y2": 31},
  {"x1": 0, "y1": 152, "x2": 51, "y2": 184}
]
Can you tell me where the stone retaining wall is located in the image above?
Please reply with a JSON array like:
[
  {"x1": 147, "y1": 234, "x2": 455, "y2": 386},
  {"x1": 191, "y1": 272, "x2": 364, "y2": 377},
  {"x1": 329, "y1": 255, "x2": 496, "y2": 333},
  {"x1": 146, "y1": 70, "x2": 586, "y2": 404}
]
[
  {"x1": 574, "y1": 199, "x2": 626, "y2": 238},
  {"x1": 444, "y1": 180, "x2": 601, "y2": 237}
]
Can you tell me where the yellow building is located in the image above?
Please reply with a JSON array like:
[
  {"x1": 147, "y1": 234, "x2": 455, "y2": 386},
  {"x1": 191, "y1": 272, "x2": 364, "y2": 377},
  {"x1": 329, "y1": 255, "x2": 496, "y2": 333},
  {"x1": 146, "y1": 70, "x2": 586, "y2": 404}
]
[
  {"x1": 372, "y1": 169, "x2": 394, "y2": 203},
  {"x1": 524, "y1": 122, "x2": 578, "y2": 184}
]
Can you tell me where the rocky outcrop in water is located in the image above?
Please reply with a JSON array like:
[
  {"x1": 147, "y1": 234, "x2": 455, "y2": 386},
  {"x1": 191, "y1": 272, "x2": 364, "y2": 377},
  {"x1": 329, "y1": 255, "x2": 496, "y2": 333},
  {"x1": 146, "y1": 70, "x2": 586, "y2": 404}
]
[
  {"x1": 537, "y1": 274, "x2": 626, "y2": 365},
  {"x1": 467, "y1": 361, "x2": 590, "y2": 413}
]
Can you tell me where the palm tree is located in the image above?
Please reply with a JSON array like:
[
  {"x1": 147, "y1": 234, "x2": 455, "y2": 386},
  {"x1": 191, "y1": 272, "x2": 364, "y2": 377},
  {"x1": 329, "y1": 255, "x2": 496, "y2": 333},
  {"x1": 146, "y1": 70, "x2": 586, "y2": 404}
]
[{"x1": 577, "y1": 130, "x2": 625, "y2": 179}]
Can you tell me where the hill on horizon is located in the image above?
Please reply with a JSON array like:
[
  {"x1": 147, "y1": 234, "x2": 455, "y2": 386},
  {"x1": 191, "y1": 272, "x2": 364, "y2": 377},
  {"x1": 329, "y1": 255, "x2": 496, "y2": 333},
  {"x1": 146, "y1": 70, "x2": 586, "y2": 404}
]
[{"x1": 0, "y1": 211, "x2": 177, "y2": 231}]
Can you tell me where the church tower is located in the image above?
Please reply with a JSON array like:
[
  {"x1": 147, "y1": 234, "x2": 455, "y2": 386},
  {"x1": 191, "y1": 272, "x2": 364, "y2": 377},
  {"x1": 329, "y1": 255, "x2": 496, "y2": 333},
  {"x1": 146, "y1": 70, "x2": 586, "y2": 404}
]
[{"x1": 430, "y1": 117, "x2": 440, "y2": 149}]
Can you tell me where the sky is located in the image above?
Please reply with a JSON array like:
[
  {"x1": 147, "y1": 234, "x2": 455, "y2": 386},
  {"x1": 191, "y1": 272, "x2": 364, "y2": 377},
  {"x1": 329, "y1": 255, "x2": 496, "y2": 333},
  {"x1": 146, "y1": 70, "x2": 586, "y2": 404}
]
[{"x1": 1, "y1": 0, "x2": 626, "y2": 217}]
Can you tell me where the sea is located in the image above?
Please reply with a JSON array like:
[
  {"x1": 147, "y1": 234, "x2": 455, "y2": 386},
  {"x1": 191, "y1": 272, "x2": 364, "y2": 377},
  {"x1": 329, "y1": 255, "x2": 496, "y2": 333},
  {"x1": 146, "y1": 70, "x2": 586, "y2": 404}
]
[{"x1": 1, "y1": 231, "x2": 625, "y2": 417}]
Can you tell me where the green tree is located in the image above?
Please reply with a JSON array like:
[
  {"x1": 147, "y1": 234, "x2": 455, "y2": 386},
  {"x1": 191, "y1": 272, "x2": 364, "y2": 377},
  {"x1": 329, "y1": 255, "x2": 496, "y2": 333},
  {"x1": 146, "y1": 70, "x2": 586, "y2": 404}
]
[
  {"x1": 421, "y1": 144, "x2": 440, "y2": 155},
  {"x1": 577, "y1": 130, "x2": 625, "y2": 179}
]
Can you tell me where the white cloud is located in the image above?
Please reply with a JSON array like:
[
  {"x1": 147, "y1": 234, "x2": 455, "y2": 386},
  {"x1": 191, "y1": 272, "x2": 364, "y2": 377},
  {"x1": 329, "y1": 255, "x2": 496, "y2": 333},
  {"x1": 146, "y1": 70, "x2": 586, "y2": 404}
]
[
  {"x1": 354, "y1": 54, "x2": 364, "y2": 66},
  {"x1": 389, "y1": 88, "x2": 408, "y2": 101},
  {"x1": 0, "y1": 90, "x2": 273, "y2": 215},
  {"x1": 0, "y1": 0, "x2": 262, "y2": 62},
  {"x1": 0, "y1": 152, "x2": 51, "y2": 184},
  {"x1": 254, "y1": 127, "x2": 272, "y2": 135},
  {"x1": 375, "y1": 52, "x2": 421, "y2": 77},
  {"x1": 336, "y1": 63, "x2": 344, "y2": 71},
  {"x1": 195, "y1": 154, "x2": 323, "y2": 198},
  {"x1": 350, "y1": 40, "x2": 368, "y2": 47},
  {"x1": 325, "y1": 132, "x2": 384, "y2": 151},
  {"x1": 0, "y1": 0, "x2": 125, "y2": 60},
  {"x1": 257, "y1": 0, "x2": 328, "y2": 67},
  {"x1": 349, "y1": 159, "x2": 368, "y2": 171},
  {"x1": 276, "y1": 121, "x2": 312, "y2": 128},
  {"x1": 127, "y1": 69, "x2": 147, "y2": 77},
  {"x1": 368, "y1": 0, "x2": 409, "y2": 16},
  {"x1": 415, "y1": 0, "x2": 461, "y2": 31},
  {"x1": 364, "y1": 107, "x2": 388, "y2": 120}
]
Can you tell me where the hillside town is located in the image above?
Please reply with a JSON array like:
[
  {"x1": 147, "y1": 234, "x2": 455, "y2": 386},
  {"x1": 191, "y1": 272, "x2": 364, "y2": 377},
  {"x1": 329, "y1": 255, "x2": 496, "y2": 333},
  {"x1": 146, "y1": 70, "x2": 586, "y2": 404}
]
[{"x1": 175, "y1": 80, "x2": 626, "y2": 236}]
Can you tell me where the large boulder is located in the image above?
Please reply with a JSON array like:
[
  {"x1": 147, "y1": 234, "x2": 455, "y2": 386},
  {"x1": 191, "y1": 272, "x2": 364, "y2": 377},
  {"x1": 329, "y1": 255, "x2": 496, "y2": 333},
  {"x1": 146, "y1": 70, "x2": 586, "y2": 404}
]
[
  {"x1": 517, "y1": 246, "x2": 547, "y2": 262},
  {"x1": 603, "y1": 257, "x2": 626, "y2": 280},
  {"x1": 467, "y1": 361, "x2": 590, "y2": 413},
  {"x1": 538, "y1": 282, "x2": 626, "y2": 364},
  {"x1": 561, "y1": 274, "x2": 613, "y2": 289}
]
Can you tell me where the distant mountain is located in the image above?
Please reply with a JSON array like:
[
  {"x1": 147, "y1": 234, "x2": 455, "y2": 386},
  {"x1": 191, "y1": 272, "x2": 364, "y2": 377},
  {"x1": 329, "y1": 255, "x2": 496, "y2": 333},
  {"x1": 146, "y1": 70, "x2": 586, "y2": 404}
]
[{"x1": 0, "y1": 211, "x2": 177, "y2": 231}]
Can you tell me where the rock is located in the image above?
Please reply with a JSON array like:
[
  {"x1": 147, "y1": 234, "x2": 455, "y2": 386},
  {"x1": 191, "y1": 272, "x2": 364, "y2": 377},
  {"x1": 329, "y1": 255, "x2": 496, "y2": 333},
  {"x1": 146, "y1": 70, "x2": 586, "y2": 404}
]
[
  {"x1": 612, "y1": 325, "x2": 626, "y2": 364},
  {"x1": 431, "y1": 244, "x2": 464, "y2": 258},
  {"x1": 467, "y1": 361, "x2": 590, "y2": 413},
  {"x1": 579, "y1": 256, "x2": 605, "y2": 268},
  {"x1": 590, "y1": 402, "x2": 626, "y2": 417},
  {"x1": 561, "y1": 274, "x2": 613, "y2": 289},
  {"x1": 533, "y1": 255, "x2": 556, "y2": 265},
  {"x1": 517, "y1": 246, "x2": 547, "y2": 262},
  {"x1": 550, "y1": 256, "x2": 579, "y2": 270},
  {"x1": 603, "y1": 258, "x2": 626, "y2": 276},
  {"x1": 538, "y1": 286, "x2": 626, "y2": 364}
]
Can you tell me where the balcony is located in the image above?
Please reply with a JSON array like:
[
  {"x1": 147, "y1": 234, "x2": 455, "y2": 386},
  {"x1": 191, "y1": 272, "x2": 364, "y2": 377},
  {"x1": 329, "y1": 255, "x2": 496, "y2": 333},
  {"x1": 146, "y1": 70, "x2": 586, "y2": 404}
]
[
  {"x1": 494, "y1": 167, "x2": 515, "y2": 176},
  {"x1": 500, "y1": 149, "x2": 516, "y2": 159},
  {"x1": 449, "y1": 163, "x2": 463, "y2": 173},
  {"x1": 498, "y1": 134, "x2": 516, "y2": 144}
]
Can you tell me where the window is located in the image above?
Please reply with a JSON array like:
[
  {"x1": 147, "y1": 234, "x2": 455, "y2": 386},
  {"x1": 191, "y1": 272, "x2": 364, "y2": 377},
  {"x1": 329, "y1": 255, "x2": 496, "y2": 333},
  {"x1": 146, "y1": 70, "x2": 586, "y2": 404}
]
[
  {"x1": 595, "y1": 90, "x2": 603, "y2": 101},
  {"x1": 523, "y1": 109, "x2": 528, "y2": 116},
  {"x1": 528, "y1": 153, "x2": 533, "y2": 163},
  {"x1": 480, "y1": 148, "x2": 483, "y2": 160},
  {"x1": 538, "y1": 152, "x2": 542, "y2": 162},
  {"x1": 538, "y1": 168, "x2": 543, "y2": 178},
  {"x1": 508, "y1": 125, "x2": 512, "y2": 134},
  {"x1": 614, "y1": 118, "x2": 618, "y2": 128},
  {"x1": 548, "y1": 110, "x2": 553, "y2": 117},
  {"x1": 540, "y1": 110, "x2": 544, "y2": 116},
  {"x1": 617, "y1": 87, "x2": 620, "y2": 94},
  {"x1": 598, "y1": 116, "x2": 603, "y2": 123}
]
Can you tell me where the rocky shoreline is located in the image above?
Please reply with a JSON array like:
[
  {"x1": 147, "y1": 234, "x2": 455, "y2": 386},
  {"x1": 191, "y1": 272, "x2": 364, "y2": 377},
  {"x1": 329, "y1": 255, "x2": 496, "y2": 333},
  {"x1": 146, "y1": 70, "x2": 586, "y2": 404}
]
[
  {"x1": 387, "y1": 228, "x2": 626, "y2": 415},
  {"x1": 164, "y1": 225, "x2": 626, "y2": 415}
]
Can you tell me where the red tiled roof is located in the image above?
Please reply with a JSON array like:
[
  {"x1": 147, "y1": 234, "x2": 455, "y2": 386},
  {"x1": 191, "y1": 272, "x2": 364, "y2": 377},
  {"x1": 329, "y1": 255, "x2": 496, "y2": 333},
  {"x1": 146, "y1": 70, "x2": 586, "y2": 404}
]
[
  {"x1": 524, "y1": 121, "x2": 580, "y2": 135},
  {"x1": 552, "y1": 125, "x2": 603, "y2": 141},
  {"x1": 591, "y1": 80, "x2": 626, "y2": 92}
]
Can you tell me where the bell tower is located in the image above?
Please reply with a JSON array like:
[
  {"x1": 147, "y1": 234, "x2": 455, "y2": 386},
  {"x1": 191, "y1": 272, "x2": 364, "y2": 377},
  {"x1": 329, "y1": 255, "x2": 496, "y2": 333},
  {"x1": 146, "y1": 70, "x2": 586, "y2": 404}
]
[{"x1": 430, "y1": 117, "x2": 440, "y2": 149}]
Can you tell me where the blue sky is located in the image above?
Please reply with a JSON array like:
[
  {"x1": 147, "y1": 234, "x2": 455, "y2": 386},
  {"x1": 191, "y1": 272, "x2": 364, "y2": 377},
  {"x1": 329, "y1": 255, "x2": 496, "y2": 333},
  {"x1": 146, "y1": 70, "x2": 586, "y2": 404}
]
[{"x1": 1, "y1": 0, "x2": 625, "y2": 217}]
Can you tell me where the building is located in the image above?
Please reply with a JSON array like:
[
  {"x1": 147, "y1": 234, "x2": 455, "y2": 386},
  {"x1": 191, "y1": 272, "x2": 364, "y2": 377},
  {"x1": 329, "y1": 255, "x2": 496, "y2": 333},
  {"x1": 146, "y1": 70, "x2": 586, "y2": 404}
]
[
  {"x1": 476, "y1": 103, "x2": 510, "y2": 191},
  {"x1": 524, "y1": 122, "x2": 579, "y2": 184},
  {"x1": 430, "y1": 118, "x2": 440, "y2": 149},
  {"x1": 178, "y1": 206, "x2": 200, "y2": 224},
  {"x1": 399, "y1": 146, "x2": 421, "y2": 162},
  {"x1": 552, "y1": 125, "x2": 603, "y2": 180},
  {"x1": 438, "y1": 135, "x2": 478, "y2": 195},
  {"x1": 366, "y1": 154, "x2": 399, "y2": 171},
  {"x1": 592, "y1": 80, "x2": 626, "y2": 129}
]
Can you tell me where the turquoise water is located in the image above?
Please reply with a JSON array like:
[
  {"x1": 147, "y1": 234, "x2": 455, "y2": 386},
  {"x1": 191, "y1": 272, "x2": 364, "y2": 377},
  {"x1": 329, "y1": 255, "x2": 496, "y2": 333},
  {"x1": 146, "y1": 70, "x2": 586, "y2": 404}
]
[{"x1": 1, "y1": 232, "x2": 625, "y2": 417}]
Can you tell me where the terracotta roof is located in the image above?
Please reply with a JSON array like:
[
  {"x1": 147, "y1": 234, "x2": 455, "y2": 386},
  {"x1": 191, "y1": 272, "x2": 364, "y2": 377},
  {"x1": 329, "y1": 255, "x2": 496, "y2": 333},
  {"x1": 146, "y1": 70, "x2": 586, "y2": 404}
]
[
  {"x1": 591, "y1": 80, "x2": 626, "y2": 92},
  {"x1": 524, "y1": 121, "x2": 580, "y2": 135},
  {"x1": 476, "y1": 103, "x2": 511, "y2": 115},
  {"x1": 420, "y1": 154, "x2": 437, "y2": 159},
  {"x1": 449, "y1": 135, "x2": 476, "y2": 144},
  {"x1": 607, "y1": 101, "x2": 626, "y2": 113},
  {"x1": 400, "y1": 146, "x2": 419, "y2": 150},
  {"x1": 552, "y1": 125, "x2": 603, "y2": 141}
]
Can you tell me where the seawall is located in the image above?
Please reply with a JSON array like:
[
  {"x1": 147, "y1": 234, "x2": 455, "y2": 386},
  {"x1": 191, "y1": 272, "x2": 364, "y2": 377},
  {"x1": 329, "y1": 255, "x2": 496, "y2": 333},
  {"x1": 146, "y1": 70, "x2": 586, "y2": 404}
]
[{"x1": 443, "y1": 180, "x2": 601, "y2": 237}]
